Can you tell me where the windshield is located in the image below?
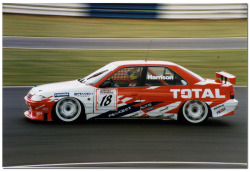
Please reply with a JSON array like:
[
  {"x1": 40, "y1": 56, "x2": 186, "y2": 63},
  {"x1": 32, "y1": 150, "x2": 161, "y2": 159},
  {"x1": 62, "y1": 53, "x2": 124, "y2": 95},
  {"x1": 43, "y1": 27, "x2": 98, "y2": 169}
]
[{"x1": 79, "y1": 63, "x2": 117, "y2": 84}]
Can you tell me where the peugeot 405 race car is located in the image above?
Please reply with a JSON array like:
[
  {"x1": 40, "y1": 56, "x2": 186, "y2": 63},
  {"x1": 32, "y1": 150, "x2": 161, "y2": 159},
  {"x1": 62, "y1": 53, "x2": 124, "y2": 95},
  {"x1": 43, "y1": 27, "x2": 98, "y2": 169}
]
[{"x1": 24, "y1": 60, "x2": 238, "y2": 124}]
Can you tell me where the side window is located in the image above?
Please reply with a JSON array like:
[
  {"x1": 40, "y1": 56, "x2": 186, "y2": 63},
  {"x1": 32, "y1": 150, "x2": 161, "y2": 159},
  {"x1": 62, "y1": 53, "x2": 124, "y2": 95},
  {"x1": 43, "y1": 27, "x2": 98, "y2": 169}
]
[
  {"x1": 146, "y1": 67, "x2": 188, "y2": 86},
  {"x1": 100, "y1": 67, "x2": 143, "y2": 88}
]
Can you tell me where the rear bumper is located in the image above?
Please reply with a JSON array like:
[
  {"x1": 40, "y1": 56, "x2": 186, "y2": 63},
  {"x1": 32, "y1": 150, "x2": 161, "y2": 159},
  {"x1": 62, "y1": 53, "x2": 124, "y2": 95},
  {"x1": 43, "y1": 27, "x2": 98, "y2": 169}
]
[{"x1": 211, "y1": 99, "x2": 238, "y2": 118}]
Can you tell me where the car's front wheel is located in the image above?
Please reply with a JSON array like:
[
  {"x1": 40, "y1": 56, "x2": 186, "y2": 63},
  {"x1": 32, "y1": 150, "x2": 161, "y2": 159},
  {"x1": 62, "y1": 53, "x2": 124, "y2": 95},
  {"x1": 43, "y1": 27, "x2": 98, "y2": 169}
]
[
  {"x1": 54, "y1": 97, "x2": 84, "y2": 122},
  {"x1": 181, "y1": 100, "x2": 209, "y2": 124}
]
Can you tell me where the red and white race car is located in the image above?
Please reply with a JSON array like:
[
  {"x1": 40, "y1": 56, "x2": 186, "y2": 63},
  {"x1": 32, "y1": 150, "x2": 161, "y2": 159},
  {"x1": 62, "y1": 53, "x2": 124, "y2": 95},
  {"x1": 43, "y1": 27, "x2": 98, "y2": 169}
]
[{"x1": 24, "y1": 60, "x2": 238, "y2": 124}]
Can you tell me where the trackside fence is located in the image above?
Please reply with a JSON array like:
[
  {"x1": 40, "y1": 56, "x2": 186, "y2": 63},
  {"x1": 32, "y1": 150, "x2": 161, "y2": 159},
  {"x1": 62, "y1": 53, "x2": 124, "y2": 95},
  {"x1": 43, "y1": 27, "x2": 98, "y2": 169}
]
[{"x1": 3, "y1": 3, "x2": 248, "y2": 19}]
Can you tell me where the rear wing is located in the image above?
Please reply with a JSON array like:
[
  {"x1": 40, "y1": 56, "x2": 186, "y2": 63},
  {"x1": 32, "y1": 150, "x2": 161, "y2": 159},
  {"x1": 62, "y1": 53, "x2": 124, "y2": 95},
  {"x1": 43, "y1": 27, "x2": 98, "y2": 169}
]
[{"x1": 215, "y1": 71, "x2": 236, "y2": 84}]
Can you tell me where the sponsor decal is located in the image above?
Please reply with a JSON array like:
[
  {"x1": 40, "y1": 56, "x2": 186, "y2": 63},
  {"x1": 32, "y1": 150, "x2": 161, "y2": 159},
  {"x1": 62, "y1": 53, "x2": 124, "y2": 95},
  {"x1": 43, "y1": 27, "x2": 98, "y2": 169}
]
[
  {"x1": 160, "y1": 106, "x2": 168, "y2": 112},
  {"x1": 141, "y1": 103, "x2": 153, "y2": 110},
  {"x1": 170, "y1": 89, "x2": 225, "y2": 99},
  {"x1": 36, "y1": 112, "x2": 43, "y2": 115},
  {"x1": 96, "y1": 101, "x2": 162, "y2": 118},
  {"x1": 74, "y1": 93, "x2": 93, "y2": 97},
  {"x1": 146, "y1": 107, "x2": 154, "y2": 111},
  {"x1": 165, "y1": 114, "x2": 174, "y2": 118},
  {"x1": 213, "y1": 104, "x2": 225, "y2": 110},
  {"x1": 97, "y1": 102, "x2": 139, "y2": 118},
  {"x1": 163, "y1": 114, "x2": 177, "y2": 120},
  {"x1": 100, "y1": 89, "x2": 115, "y2": 94},
  {"x1": 147, "y1": 75, "x2": 174, "y2": 80},
  {"x1": 108, "y1": 107, "x2": 132, "y2": 117},
  {"x1": 54, "y1": 92, "x2": 69, "y2": 97},
  {"x1": 217, "y1": 108, "x2": 226, "y2": 114}
]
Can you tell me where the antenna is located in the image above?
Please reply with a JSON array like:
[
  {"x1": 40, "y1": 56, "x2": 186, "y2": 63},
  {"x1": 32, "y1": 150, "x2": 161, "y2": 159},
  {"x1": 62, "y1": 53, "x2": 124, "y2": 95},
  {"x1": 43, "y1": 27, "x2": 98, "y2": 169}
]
[{"x1": 145, "y1": 40, "x2": 152, "y2": 62}]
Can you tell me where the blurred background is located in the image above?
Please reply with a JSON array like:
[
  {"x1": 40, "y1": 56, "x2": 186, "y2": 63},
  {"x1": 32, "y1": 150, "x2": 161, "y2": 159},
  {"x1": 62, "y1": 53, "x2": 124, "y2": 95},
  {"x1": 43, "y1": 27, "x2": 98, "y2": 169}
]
[{"x1": 2, "y1": 3, "x2": 247, "y2": 86}]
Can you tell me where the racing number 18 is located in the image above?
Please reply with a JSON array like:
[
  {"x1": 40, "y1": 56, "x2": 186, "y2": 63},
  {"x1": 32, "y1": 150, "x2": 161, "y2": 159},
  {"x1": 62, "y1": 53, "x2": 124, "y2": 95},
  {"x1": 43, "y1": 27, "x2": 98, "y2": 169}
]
[
  {"x1": 96, "y1": 88, "x2": 117, "y2": 111},
  {"x1": 100, "y1": 95, "x2": 112, "y2": 106}
]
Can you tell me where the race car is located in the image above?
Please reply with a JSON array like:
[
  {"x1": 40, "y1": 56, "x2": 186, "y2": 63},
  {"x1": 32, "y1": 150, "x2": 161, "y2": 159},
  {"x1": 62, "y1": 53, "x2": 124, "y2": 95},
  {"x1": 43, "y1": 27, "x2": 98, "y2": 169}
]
[{"x1": 24, "y1": 60, "x2": 238, "y2": 124}]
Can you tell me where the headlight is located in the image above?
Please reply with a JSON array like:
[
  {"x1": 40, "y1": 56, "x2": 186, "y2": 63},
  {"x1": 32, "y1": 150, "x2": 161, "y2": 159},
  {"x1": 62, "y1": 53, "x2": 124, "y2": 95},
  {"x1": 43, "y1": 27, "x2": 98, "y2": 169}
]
[{"x1": 31, "y1": 94, "x2": 43, "y2": 101}]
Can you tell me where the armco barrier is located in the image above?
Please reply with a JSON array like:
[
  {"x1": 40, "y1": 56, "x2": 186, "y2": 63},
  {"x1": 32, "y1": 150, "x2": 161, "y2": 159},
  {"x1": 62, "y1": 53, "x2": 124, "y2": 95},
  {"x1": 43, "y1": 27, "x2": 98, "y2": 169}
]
[
  {"x1": 3, "y1": 3, "x2": 247, "y2": 19},
  {"x1": 157, "y1": 4, "x2": 247, "y2": 19},
  {"x1": 3, "y1": 3, "x2": 88, "y2": 17}
]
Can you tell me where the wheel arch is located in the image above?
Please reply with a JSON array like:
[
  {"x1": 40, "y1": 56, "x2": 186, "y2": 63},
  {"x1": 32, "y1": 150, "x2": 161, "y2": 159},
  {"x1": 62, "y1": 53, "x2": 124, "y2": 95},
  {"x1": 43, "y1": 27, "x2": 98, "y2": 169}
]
[
  {"x1": 178, "y1": 99, "x2": 211, "y2": 124},
  {"x1": 206, "y1": 103, "x2": 213, "y2": 117},
  {"x1": 51, "y1": 96, "x2": 86, "y2": 122}
]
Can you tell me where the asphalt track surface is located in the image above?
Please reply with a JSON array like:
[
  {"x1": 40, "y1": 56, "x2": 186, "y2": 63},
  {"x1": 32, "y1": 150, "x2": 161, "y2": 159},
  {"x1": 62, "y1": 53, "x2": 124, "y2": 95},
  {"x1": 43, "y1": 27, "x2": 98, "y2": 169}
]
[
  {"x1": 2, "y1": 87, "x2": 247, "y2": 168},
  {"x1": 3, "y1": 36, "x2": 247, "y2": 50}
]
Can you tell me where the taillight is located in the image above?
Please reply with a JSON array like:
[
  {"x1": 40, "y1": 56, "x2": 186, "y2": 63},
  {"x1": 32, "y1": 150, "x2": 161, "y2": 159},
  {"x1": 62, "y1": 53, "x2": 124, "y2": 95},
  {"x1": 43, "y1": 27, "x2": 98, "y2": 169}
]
[{"x1": 230, "y1": 91, "x2": 234, "y2": 99}]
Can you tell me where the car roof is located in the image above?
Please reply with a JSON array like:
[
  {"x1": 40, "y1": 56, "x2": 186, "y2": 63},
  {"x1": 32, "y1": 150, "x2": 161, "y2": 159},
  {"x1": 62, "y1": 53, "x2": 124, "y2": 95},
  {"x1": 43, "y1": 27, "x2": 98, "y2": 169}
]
[{"x1": 110, "y1": 60, "x2": 177, "y2": 66}]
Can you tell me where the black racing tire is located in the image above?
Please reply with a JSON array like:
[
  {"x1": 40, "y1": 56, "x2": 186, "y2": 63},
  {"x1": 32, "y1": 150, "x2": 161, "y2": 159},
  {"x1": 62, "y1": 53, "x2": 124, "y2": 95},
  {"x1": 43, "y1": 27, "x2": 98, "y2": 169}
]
[
  {"x1": 179, "y1": 100, "x2": 209, "y2": 124},
  {"x1": 53, "y1": 97, "x2": 85, "y2": 123}
]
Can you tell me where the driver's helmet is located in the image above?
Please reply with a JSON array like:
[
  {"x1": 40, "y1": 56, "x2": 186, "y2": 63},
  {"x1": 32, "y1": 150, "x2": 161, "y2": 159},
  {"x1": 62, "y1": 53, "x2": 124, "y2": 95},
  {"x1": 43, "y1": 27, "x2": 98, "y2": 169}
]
[{"x1": 127, "y1": 69, "x2": 139, "y2": 81}]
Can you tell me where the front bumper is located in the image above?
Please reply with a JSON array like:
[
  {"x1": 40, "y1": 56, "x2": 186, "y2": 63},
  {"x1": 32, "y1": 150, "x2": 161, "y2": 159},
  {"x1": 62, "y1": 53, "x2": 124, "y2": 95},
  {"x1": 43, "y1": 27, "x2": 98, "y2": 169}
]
[
  {"x1": 24, "y1": 110, "x2": 46, "y2": 121},
  {"x1": 24, "y1": 96, "x2": 53, "y2": 121}
]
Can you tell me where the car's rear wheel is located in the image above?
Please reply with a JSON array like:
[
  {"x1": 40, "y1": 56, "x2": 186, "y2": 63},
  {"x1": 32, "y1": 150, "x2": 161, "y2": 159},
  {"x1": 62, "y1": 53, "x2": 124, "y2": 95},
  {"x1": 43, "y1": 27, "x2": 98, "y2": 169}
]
[
  {"x1": 55, "y1": 97, "x2": 83, "y2": 122},
  {"x1": 181, "y1": 100, "x2": 209, "y2": 124}
]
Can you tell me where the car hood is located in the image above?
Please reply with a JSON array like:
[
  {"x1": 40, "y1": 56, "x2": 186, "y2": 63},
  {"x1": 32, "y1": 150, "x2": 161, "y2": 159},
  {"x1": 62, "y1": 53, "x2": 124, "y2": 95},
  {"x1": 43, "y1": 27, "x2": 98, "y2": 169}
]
[{"x1": 29, "y1": 80, "x2": 94, "y2": 96}]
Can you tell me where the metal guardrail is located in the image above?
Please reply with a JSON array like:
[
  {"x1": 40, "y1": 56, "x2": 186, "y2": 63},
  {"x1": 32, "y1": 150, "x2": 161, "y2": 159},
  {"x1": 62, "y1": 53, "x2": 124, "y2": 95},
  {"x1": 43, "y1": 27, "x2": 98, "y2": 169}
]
[
  {"x1": 158, "y1": 4, "x2": 247, "y2": 19},
  {"x1": 3, "y1": 3, "x2": 248, "y2": 19},
  {"x1": 3, "y1": 3, "x2": 88, "y2": 17}
]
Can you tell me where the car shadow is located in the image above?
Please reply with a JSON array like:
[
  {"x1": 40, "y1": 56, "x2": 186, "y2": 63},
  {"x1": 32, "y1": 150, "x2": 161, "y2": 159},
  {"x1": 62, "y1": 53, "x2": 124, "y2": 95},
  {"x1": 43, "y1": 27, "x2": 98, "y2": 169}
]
[{"x1": 23, "y1": 117, "x2": 232, "y2": 127}]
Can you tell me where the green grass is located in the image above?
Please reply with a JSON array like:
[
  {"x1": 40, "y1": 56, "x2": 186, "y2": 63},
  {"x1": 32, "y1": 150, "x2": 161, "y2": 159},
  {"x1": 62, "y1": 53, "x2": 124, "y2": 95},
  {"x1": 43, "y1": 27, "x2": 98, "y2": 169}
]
[
  {"x1": 3, "y1": 49, "x2": 247, "y2": 86},
  {"x1": 3, "y1": 14, "x2": 247, "y2": 38}
]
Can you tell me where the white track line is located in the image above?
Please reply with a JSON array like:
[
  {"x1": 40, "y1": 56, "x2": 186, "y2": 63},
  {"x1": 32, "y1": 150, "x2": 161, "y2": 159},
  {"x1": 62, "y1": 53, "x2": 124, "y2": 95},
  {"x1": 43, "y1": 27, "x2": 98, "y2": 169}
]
[
  {"x1": 6, "y1": 161, "x2": 247, "y2": 168},
  {"x1": 3, "y1": 86, "x2": 33, "y2": 88},
  {"x1": 3, "y1": 36, "x2": 248, "y2": 39},
  {"x1": 234, "y1": 85, "x2": 248, "y2": 87}
]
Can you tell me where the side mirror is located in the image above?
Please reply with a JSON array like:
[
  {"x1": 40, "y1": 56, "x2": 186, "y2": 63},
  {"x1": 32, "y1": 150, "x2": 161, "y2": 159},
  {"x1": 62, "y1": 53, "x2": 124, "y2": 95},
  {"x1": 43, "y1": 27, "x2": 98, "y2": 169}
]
[{"x1": 100, "y1": 80, "x2": 111, "y2": 88}]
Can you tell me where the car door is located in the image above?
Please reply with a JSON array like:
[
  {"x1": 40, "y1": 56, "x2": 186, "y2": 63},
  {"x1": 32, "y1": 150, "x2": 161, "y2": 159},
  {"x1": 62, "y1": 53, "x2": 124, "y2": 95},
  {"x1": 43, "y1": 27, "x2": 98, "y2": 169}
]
[
  {"x1": 140, "y1": 66, "x2": 189, "y2": 119},
  {"x1": 94, "y1": 66, "x2": 144, "y2": 118}
]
